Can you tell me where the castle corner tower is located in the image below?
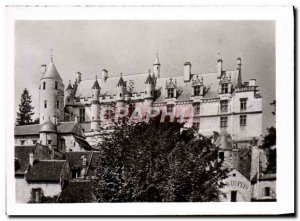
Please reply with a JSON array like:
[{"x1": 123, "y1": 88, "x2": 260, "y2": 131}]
[{"x1": 39, "y1": 53, "x2": 64, "y2": 124}]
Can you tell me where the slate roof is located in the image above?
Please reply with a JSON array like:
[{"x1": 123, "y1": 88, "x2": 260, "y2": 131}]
[
  {"x1": 15, "y1": 124, "x2": 40, "y2": 136},
  {"x1": 15, "y1": 146, "x2": 34, "y2": 175},
  {"x1": 92, "y1": 79, "x2": 101, "y2": 89},
  {"x1": 74, "y1": 68, "x2": 240, "y2": 102},
  {"x1": 214, "y1": 133, "x2": 233, "y2": 150},
  {"x1": 75, "y1": 73, "x2": 149, "y2": 98},
  {"x1": 15, "y1": 122, "x2": 83, "y2": 136},
  {"x1": 86, "y1": 152, "x2": 101, "y2": 177},
  {"x1": 26, "y1": 160, "x2": 66, "y2": 182},
  {"x1": 41, "y1": 61, "x2": 63, "y2": 81},
  {"x1": 65, "y1": 152, "x2": 92, "y2": 170},
  {"x1": 40, "y1": 120, "x2": 57, "y2": 133},
  {"x1": 58, "y1": 180, "x2": 96, "y2": 203}
]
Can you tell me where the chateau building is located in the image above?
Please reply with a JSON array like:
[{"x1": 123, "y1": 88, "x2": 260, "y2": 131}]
[{"x1": 14, "y1": 52, "x2": 274, "y2": 203}]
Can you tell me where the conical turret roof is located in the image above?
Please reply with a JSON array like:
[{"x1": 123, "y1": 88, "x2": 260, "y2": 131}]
[
  {"x1": 154, "y1": 55, "x2": 160, "y2": 65},
  {"x1": 145, "y1": 72, "x2": 154, "y2": 84},
  {"x1": 92, "y1": 78, "x2": 100, "y2": 89},
  {"x1": 41, "y1": 61, "x2": 62, "y2": 81},
  {"x1": 117, "y1": 73, "x2": 125, "y2": 86},
  {"x1": 66, "y1": 81, "x2": 73, "y2": 90}
]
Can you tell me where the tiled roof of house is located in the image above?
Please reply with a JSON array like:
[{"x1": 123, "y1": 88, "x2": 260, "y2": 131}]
[
  {"x1": 15, "y1": 146, "x2": 34, "y2": 175},
  {"x1": 26, "y1": 160, "x2": 66, "y2": 182},
  {"x1": 15, "y1": 124, "x2": 40, "y2": 136},
  {"x1": 15, "y1": 122, "x2": 84, "y2": 136},
  {"x1": 58, "y1": 180, "x2": 96, "y2": 203},
  {"x1": 65, "y1": 152, "x2": 92, "y2": 170},
  {"x1": 15, "y1": 144, "x2": 53, "y2": 175},
  {"x1": 214, "y1": 133, "x2": 233, "y2": 150},
  {"x1": 41, "y1": 61, "x2": 63, "y2": 81},
  {"x1": 86, "y1": 152, "x2": 101, "y2": 177}
]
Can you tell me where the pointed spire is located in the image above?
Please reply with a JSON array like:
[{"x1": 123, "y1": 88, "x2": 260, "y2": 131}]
[
  {"x1": 92, "y1": 75, "x2": 100, "y2": 89},
  {"x1": 154, "y1": 51, "x2": 160, "y2": 65},
  {"x1": 117, "y1": 72, "x2": 125, "y2": 86},
  {"x1": 66, "y1": 80, "x2": 73, "y2": 90},
  {"x1": 50, "y1": 49, "x2": 53, "y2": 62},
  {"x1": 145, "y1": 70, "x2": 153, "y2": 84},
  {"x1": 217, "y1": 52, "x2": 222, "y2": 62}
]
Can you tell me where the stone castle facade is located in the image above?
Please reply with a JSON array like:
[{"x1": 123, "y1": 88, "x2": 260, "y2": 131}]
[{"x1": 15, "y1": 53, "x2": 275, "y2": 203}]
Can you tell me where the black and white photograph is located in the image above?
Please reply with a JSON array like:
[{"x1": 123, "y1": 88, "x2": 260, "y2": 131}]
[{"x1": 5, "y1": 6, "x2": 294, "y2": 216}]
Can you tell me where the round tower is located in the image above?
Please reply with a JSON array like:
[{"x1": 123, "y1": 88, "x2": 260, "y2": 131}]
[
  {"x1": 144, "y1": 70, "x2": 154, "y2": 107},
  {"x1": 116, "y1": 73, "x2": 126, "y2": 108},
  {"x1": 91, "y1": 76, "x2": 101, "y2": 131},
  {"x1": 39, "y1": 119, "x2": 58, "y2": 147},
  {"x1": 153, "y1": 53, "x2": 160, "y2": 79},
  {"x1": 39, "y1": 55, "x2": 64, "y2": 124}
]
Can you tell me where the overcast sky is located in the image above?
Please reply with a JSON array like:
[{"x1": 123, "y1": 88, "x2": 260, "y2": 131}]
[{"x1": 15, "y1": 20, "x2": 275, "y2": 133}]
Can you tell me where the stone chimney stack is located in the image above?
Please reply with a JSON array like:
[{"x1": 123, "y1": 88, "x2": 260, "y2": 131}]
[
  {"x1": 184, "y1": 62, "x2": 192, "y2": 82},
  {"x1": 41, "y1": 64, "x2": 47, "y2": 74},
  {"x1": 76, "y1": 72, "x2": 82, "y2": 83},
  {"x1": 217, "y1": 54, "x2": 223, "y2": 77},
  {"x1": 102, "y1": 69, "x2": 108, "y2": 82},
  {"x1": 29, "y1": 152, "x2": 34, "y2": 166}
]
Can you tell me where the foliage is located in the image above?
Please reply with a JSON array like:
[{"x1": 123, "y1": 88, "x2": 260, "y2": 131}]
[
  {"x1": 261, "y1": 99, "x2": 276, "y2": 173},
  {"x1": 94, "y1": 118, "x2": 227, "y2": 202},
  {"x1": 16, "y1": 88, "x2": 35, "y2": 125}
]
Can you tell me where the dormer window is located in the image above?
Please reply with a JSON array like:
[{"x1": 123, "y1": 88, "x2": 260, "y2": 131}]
[
  {"x1": 221, "y1": 83, "x2": 228, "y2": 94},
  {"x1": 194, "y1": 86, "x2": 201, "y2": 96},
  {"x1": 167, "y1": 88, "x2": 174, "y2": 98}
]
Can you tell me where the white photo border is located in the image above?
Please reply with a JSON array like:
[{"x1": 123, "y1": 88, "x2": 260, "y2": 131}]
[{"x1": 6, "y1": 6, "x2": 294, "y2": 215}]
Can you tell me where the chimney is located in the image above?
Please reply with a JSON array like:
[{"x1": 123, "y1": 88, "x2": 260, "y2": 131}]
[
  {"x1": 232, "y1": 148, "x2": 240, "y2": 171},
  {"x1": 249, "y1": 79, "x2": 256, "y2": 87},
  {"x1": 75, "y1": 115, "x2": 79, "y2": 123},
  {"x1": 29, "y1": 152, "x2": 34, "y2": 166},
  {"x1": 41, "y1": 64, "x2": 47, "y2": 74},
  {"x1": 237, "y1": 57, "x2": 242, "y2": 69},
  {"x1": 217, "y1": 58, "x2": 223, "y2": 77},
  {"x1": 184, "y1": 62, "x2": 191, "y2": 82},
  {"x1": 102, "y1": 69, "x2": 108, "y2": 82},
  {"x1": 76, "y1": 72, "x2": 82, "y2": 83}
]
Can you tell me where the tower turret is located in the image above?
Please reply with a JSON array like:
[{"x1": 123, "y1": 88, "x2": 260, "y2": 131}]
[
  {"x1": 153, "y1": 53, "x2": 160, "y2": 79},
  {"x1": 144, "y1": 70, "x2": 155, "y2": 107},
  {"x1": 39, "y1": 52, "x2": 64, "y2": 124},
  {"x1": 116, "y1": 73, "x2": 126, "y2": 107},
  {"x1": 91, "y1": 76, "x2": 101, "y2": 131}
]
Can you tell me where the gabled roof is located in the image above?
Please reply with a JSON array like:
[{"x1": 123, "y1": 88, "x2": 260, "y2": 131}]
[
  {"x1": 26, "y1": 160, "x2": 66, "y2": 182},
  {"x1": 58, "y1": 180, "x2": 96, "y2": 203},
  {"x1": 41, "y1": 61, "x2": 63, "y2": 81},
  {"x1": 15, "y1": 146, "x2": 34, "y2": 175}
]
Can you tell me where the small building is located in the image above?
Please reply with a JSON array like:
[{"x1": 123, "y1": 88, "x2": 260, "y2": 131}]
[
  {"x1": 251, "y1": 173, "x2": 276, "y2": 201},
  {"x1": 25, "y1": 160, "x2": 71, "y2": 203},
  {"x1": 220, "y1": 169, "x2": 251, "y2": 202}
]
